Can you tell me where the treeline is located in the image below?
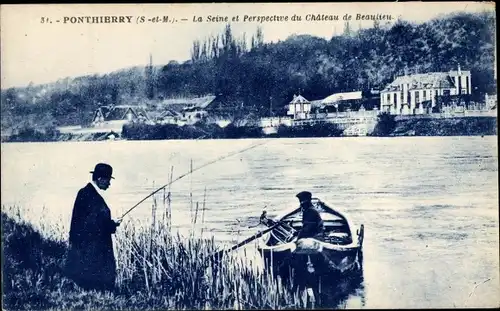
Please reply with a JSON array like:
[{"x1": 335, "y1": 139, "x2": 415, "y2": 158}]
[{"x1": 1, "y1": 11, "x2": 496, "y2": 132}]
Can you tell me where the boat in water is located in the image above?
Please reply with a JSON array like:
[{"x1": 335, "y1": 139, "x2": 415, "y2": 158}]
[{"x1": 257, "y1": 197, "x2": 364, "y2": 290}]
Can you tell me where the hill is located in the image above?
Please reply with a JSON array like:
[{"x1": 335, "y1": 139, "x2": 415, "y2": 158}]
[{"x1": 1, "y1": 11, "x2": 496, "y2": 135}]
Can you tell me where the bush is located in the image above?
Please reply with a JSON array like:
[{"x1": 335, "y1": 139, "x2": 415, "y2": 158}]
[
  {"x1": 276, "y1": 122, "x2": 343, "y2": 138},
  {"x1": 223, "y1": 123, "x2": 263, "y2": 139},
  {"x1": 6, "y1": 126, "x2": 62, "y2": 142},
  {"x1": 122, "y1": 122, "x2": 265, "y2": 140},
  {"x1": 371, "y1": 112, "x2": 396, "y2": 136}
]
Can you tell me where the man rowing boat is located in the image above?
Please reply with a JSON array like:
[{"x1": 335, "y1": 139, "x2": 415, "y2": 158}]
[{"x1": 296, "y1": 191, "x2": 324, "y2": 239}]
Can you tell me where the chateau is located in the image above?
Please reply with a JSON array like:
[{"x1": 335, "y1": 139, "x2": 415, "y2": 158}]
[{"x1": 380, "y1": 66, "x2": 472, "y2": 115}]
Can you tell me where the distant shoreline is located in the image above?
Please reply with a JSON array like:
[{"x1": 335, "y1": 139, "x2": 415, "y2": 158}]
[{"x1": 1, "y1": 116, "x2": 497, "y2": 143}]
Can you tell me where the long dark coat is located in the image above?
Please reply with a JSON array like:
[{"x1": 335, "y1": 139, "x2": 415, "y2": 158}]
[{"x1": 65, "y1": 183, "x2": 118, "y2": 291}]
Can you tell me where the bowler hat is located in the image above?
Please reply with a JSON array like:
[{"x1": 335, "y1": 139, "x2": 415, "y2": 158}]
[
  {"x1": 296, "y1": 191, "x2": 312, "y2": 202},
  {"x1": 90, "y1": 163, "x2": 115, "y2": 179}
]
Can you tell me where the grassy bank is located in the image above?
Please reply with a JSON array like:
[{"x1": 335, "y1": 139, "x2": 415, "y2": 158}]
[
  {"x1": 391, "y1": 116, "x2": 498, "y2": 136},
  {"x1": 2, "y1": 127, "x2": 120, "y2": 143},
  {"x1": 2, "y1": 204, "x2": 314, "y2": 310},
  {"x1": 371, "y1": 114, "x2": 497, "y2": 137}
]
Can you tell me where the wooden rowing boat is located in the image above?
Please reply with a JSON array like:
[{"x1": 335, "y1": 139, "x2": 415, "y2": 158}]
[{"x1": 257, "y1": 198, "x2": 364, "y2": 288}]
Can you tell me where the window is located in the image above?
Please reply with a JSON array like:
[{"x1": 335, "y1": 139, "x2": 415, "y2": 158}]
[
  {"x1": 415, "y1": 91, "x2": 420, "y2": 104},
  {"x1": 443, "y1": 90, "x2": 451, "y2": 96},
  {"x1": 423, "y1": 90, "x2": 427, "y2": 99},
  {"x1": 386, "y1": 93, "x2": 390, "y2": 103},
  {"x1": 393, "y1": 93, "x2": 397, "y2": 105}
]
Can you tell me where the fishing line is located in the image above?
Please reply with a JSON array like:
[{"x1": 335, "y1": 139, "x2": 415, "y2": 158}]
[{"x1": 118, "y1": 138, "x2": 272, "y2": 220}]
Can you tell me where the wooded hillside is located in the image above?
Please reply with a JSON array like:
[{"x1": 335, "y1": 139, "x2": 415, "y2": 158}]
[{"x1": 1, "y1": 11, "x2": 496, "y2": 132}]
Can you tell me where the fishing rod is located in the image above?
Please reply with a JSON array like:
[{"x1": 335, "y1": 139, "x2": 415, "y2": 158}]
[{"x1": 118, "y1": 139, "x2": 271, "y2": 221}]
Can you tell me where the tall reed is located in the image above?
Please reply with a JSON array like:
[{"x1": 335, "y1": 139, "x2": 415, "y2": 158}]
[
  {"x1": 113, "y1": 188, "x2": 306, "y2": 310},
  {"x1": 3, "y1": 175, "x2": 313, "y2": 310}
]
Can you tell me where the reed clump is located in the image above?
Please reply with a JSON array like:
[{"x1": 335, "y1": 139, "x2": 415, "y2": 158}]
[{"x1": 2, "y1": 202, "x2": 306, "y2": 310}]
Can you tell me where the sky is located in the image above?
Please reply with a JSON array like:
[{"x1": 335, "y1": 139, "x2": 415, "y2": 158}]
[{"x1": 0, "y1": 2, "x2": 495, "y2": 89}]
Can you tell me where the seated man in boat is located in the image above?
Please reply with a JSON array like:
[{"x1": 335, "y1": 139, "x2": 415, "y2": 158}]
[{"x1": 296, "y1": 191, "x2": 324, "y2": 239}]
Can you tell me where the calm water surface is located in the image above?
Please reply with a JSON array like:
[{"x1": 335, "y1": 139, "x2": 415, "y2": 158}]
[{"x1": 1, "y1": 136, "x2": 498, "y2": 308}]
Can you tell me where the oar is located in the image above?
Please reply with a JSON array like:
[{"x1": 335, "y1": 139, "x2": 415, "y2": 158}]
[{"x1": 210, "y1": 221, "x2": 282, "y2": 259}]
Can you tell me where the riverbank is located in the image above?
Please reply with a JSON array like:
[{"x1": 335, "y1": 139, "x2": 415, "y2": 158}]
[
  {"x1": 2, "y1": 207, "x2": 309, "y2": 310},
  {"x1": 370, "y1": 115, "x2": 497, "y2": 137},
  {"x1": 1, "y1": 116, "x2": 496, "y2": 143},
  {"x1": 1, "y1": 122, "x2": 344, "y2": 142},
  {"x1": 390, "y1": 116, "x2": 497, "y2": 136},
  {"x1": 1, "y1": 129, "x2": 120, "y2": 143}
]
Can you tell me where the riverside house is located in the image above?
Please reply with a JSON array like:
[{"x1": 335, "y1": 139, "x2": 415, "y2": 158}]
[
  {"x1": 380, "y1": 65, "x2": 472, "y2": 115},
  {"x1": 287, "y1": 94, "x2": 312, "y2": 120},
  {"x1": 284, "y1": 91, "x2": 379, "y2": 136},
  {"x1": 91, "y1": 105, "x2": 151, "y2": 132},
  {"x1": 156, "y1": 109, "x2": 183, "y2": 125},
  {"x1": 157, "y1": 95, "x2": 217, "y2": 125},
  {"x1": 286, "y1": 91, "x2": 379, "y2": 120}
]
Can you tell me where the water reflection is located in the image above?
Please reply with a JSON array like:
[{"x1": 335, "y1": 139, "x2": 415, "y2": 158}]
[
  {"x1": 278, "y1": 265, "x2": 366, "y2": 309},
  {"x1": 317, "y1": 269, "x2": 366, "y2": 309},
  {"x1": 263, "y1": 249, "x2": 366, "y2": 309}
]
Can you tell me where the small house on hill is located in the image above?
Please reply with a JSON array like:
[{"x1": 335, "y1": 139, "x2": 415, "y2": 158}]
[
  {"x1": 158, "y1": 95, "x2": 217, "y2": 124},
  {"x1": 106, "y1": 105, "x2": 150, "y2": 122},
  {"x1": 91, "y1": 105, "x2": 151, "y2": 132},
  {"x1": 287, "y1": 94, "x2": 311, "y2": 119},
  {"x1": 319, "y1": 91, "x2": 364, "y2": 113},
  {"x1": 156, "y1": 109, "x2": 183, "y2": 125},
  {"x1": 159, "y1": 95, "x2": 215, "y2": 111},
  {"x1": 287, "y1": 91, "x2": 377, "y2": 118}
]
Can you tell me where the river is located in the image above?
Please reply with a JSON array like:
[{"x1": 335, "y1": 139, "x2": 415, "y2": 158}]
[{"x1": 1, "y1": 136, "x2": 498, "y2": 308}]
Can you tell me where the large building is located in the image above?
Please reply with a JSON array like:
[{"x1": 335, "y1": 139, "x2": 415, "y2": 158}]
[{"x1": 380, "y1": 66, "x2": 471, "y2": 115}]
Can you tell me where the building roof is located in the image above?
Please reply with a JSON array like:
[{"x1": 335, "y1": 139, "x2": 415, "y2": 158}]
[
  {"x1": 159, "y1": 109, "x2": 182, "y2": 118},
  {"x1": 449, "y1": 70, "x2": 471, "y2": 76},
  {"x1": 160, "y1": 95, "x2": 216, "y2": 111},
  {"x1": 102, "y1": 105, "x2": 150, "y2": 121},
  {"x1": 93, "y1": 106, "x2": 111, "y2": 120},
  {"x1": 289, "y1": 94, "x2": 310, "y2": 104},
  {"x1": 309, "y1": 99, "x2": 324, "y2": 109},
  {"x1": 321, "y1": 91, "x2": 363, "y2": 104},
  {"x1": 382, "y1": 71, "x2": 467, "y2": 92}
]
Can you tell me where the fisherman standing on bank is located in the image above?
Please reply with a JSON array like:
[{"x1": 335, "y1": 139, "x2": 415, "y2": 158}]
[
  {"x1": 65, "y1": 163, "x2": 121, "y2": 292},
  {"x1": 296, "y1": 191, "x2": 324, "y2": 239}
]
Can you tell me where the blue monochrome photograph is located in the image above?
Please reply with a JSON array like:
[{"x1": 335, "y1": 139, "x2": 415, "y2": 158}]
[{"x1": 1, "y1": 2, "x2": 498, "y2": 310}]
